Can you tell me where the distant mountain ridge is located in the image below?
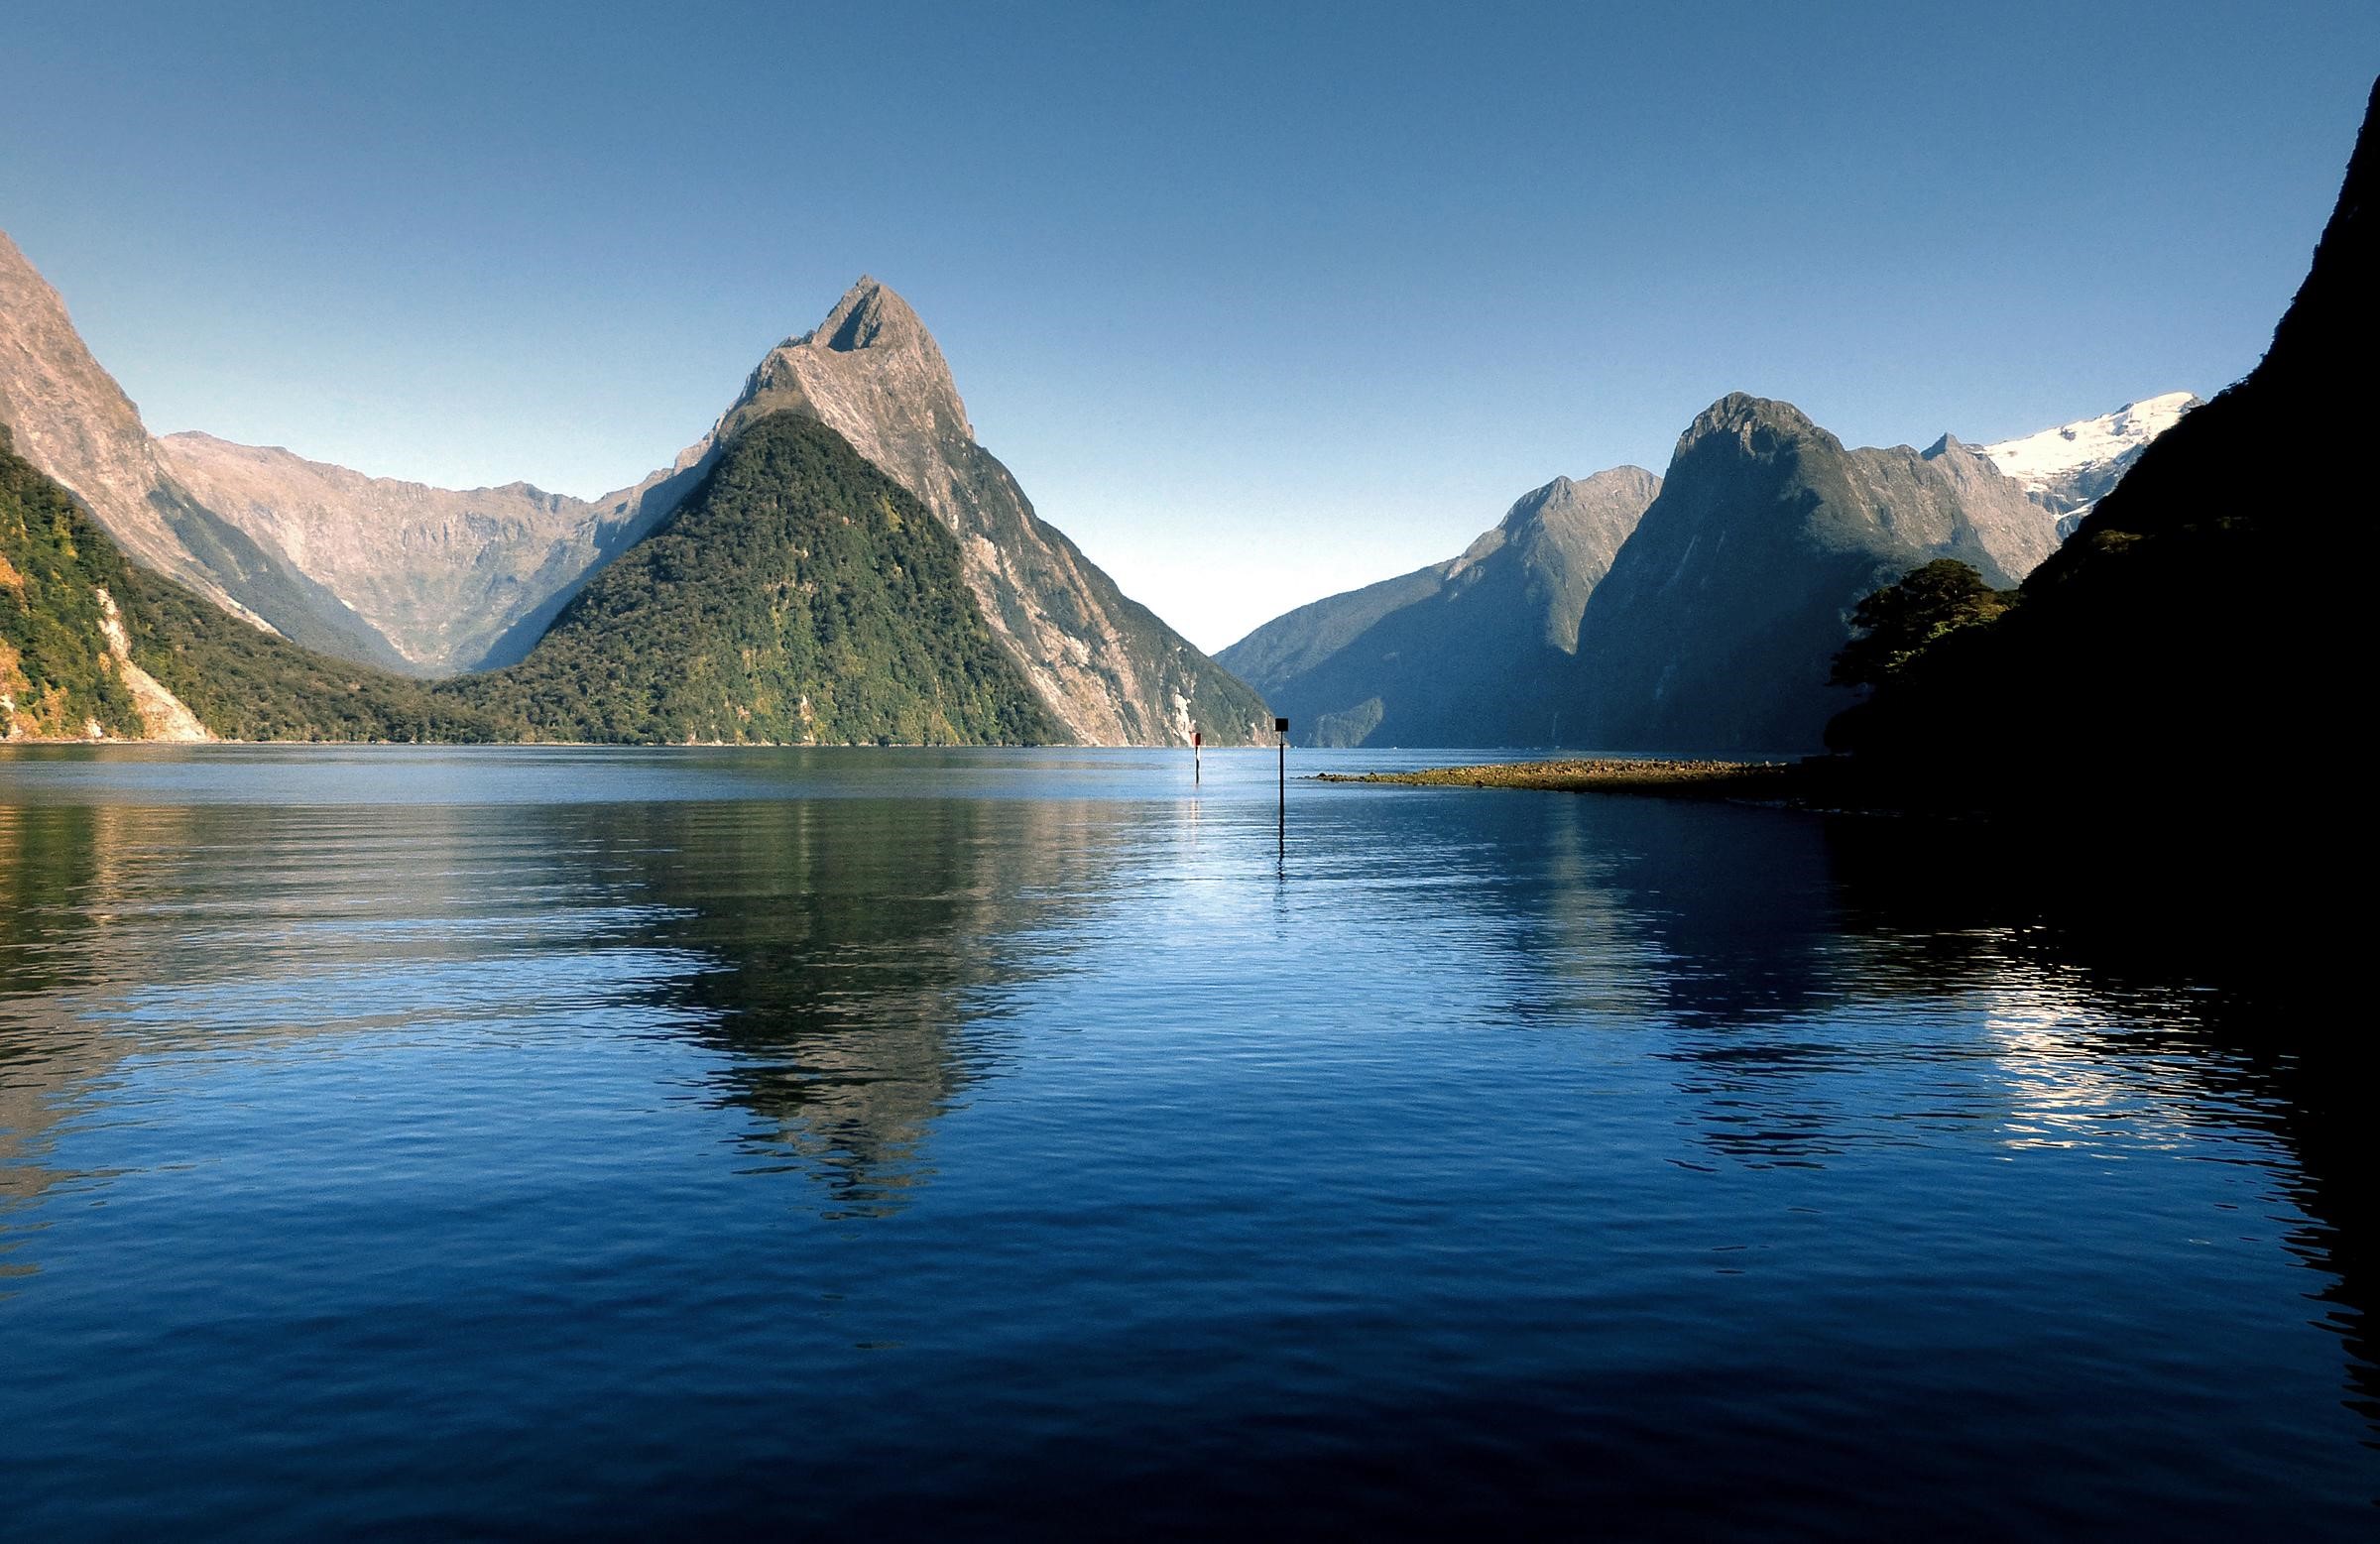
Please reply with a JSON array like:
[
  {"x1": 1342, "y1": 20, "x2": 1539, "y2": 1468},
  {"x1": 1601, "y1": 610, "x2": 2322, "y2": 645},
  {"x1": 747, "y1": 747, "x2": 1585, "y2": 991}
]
[
  {"x1": 152, "y1": 431, "x2": 686, "y2": 674},
  {"x1": 1, "y1": 239, "x2": 1263, "y2": 743},
  {"x1": 1219, "y1": 467, "x2": 1658, "y2": 747},
  {"x1": 1223, "y1": 385, "x2": 2155, "y2": 754}
]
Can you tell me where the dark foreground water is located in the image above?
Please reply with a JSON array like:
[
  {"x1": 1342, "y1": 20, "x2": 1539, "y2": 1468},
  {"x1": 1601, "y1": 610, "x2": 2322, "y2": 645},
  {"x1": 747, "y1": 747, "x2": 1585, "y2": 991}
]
[{"x1": 0, "y1": 746, "x2": 2369, "y2": 1538}]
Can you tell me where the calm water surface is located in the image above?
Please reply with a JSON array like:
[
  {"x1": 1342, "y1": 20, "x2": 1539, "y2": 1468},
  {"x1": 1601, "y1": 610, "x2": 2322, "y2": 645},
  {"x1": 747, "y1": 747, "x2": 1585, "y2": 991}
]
[{"x1": 0, "y1": 746, "x2": 2369, "y2": 1538}]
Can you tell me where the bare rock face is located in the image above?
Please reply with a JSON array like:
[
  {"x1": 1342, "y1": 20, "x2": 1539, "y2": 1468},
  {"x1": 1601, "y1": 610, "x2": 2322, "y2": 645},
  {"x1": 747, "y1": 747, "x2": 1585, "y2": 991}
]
[
  {"x1": 154, "y1": 433, "x2": 683, "y2": 673},
  {"x1": 92, "y1": 586, "x2": 212, "y2": 741},
  {"x1": 1916, "y1": 433, "x2": 2066, "y2": 580},
  {"x1": 0, "y1": 231, "x2": 407, "y2": 667},
  {"x1": 0, "y1": 235, "x2": 179, "y2": 580},
  {"x1": 666, "y1": 279, "x2": 1268, "y2": 745}
]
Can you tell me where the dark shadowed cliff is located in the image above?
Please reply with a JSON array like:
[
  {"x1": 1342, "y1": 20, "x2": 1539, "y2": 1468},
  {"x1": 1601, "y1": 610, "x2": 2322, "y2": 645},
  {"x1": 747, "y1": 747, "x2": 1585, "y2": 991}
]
[{"x1": 1832, "y1": 76, "x2": 2377, "y2": 811}]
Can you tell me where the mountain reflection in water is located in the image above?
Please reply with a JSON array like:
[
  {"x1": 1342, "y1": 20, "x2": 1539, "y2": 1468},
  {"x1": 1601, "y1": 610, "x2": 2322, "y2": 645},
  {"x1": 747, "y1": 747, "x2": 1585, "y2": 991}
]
[{"x1": 0, "y1": 746, "x2": 2369, "y2": 1538}]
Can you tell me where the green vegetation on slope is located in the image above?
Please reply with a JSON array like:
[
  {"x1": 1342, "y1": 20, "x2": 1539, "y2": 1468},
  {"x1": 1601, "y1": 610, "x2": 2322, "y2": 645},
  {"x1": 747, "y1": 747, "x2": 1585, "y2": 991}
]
[
  {"x1": 2, "y1": 422, "x2": 144, "y2": 737},
  {"x1": 5, "y1": 420, "x2": 490, "y2": 741},
  {"x1": 450, "y1": 412, "x2": 1060, "y2": 745},
  {"x1": 124, "y1": 572, "x2": 494, "y2": 741}
]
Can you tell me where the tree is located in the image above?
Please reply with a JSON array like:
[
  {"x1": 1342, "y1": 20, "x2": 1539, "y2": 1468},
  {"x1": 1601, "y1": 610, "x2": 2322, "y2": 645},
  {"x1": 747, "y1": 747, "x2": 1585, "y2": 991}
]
[{"x1": 1831, "y1": 559, "x2": 2015, "y2": 690}]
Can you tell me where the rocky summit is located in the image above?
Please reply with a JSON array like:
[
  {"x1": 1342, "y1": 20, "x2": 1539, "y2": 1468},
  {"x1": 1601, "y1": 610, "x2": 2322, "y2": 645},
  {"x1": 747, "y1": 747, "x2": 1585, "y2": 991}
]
[{"x1": 676, "y1": 279, "x2": 1270, "y2": 746}]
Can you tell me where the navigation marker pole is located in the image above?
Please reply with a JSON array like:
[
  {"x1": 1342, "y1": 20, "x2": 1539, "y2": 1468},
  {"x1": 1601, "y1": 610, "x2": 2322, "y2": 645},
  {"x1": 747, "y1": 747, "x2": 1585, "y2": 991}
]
[
  {"x1": 1274, "y1": 717, "x2": 1290, "y2": 855},
  {"x1": 1193, "y1": 727, "x2": 1202, "y2": 786}
]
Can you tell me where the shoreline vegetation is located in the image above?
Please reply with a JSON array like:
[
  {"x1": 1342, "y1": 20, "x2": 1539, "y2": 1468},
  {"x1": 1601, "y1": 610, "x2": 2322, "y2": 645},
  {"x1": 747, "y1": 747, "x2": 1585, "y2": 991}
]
[{"x1": 1317, "y1": 758, "x2": 1809, "y2": 802}]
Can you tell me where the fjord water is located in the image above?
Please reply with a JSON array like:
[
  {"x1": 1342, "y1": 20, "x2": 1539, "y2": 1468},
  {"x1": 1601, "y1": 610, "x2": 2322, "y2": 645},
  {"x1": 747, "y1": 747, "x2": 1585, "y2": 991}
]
[{"x1": 0, "y1": 748, "x2": 2368, "y2": 1538}]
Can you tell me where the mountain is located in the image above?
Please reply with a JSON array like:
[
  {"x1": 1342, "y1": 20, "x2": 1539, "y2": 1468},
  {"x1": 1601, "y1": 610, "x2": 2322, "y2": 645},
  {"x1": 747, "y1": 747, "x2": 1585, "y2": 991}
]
[
  {"x1": 4, "y1": 240, "x2": 1260, "y2": 742},
  {"x1": 1218, "y1": 468, "x2": 1659, "y2": 747},
  {"x1": 169, "y1": 274, "x2": 1270, "y2": 742},
  {"x1": 3, "y1": 419, "x2": 197, "y2": 740},
  {"x1": 153, "y1": 432, "x2": 688, "y2": 674},
  {"x1": 666, "y1": 280, "x2": 1268, "y2": 746},
  {"x1": 449, "y1": 412, "x2": 1057, "y2": 746},
  {"x1": 1565, "y1": 395, "x2": 2057, "y2": 753},
  {"x1": 1, "y1": 226, "x2": 711, "y2": 676},
  {"x1": 1832, "y1": 77, "x2": 2377, "y2": 813},
  {"x1": 0, "y1": 232, "x2": 412, "y2": 667},
  {"x1": 1978, "y1": 391, "x2": 2200, "y2": 535},
  {"x1": 3, "y1": 421, "x2": 490, "y2": 742}
]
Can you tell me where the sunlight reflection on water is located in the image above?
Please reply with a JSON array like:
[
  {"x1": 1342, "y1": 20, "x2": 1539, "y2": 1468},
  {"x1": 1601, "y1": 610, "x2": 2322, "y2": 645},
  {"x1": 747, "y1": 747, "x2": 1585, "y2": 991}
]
[{"x1": 0, "y1": 745, "x2": 2370, "y2": 1538}]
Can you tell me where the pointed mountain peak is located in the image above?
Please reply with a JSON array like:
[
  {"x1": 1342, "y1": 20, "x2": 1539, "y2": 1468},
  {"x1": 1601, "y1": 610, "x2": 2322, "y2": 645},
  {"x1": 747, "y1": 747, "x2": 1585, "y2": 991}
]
[
  {"x1": 727, "y1": 275, "x2": 974, "y2": 450},
  {"x1": 1498, "y1": 475, "x2": 1579, "y2": 531},
  {"x1": 799, "y1": 275, "x2": 928, "y2": 355}
]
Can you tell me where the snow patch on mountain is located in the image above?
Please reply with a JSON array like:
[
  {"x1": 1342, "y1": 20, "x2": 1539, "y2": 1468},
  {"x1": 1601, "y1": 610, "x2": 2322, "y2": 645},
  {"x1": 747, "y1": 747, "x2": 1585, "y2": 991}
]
[{"x1": 1979, "y1": 392, "x2": 2199, "y2": 513}]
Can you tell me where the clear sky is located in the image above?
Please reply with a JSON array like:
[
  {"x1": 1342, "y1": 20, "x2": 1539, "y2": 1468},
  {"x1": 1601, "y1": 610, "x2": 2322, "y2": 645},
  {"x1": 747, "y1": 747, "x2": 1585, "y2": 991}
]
[{"x1": 4, "y1": 3, "x2": 2373, "y2": 651}]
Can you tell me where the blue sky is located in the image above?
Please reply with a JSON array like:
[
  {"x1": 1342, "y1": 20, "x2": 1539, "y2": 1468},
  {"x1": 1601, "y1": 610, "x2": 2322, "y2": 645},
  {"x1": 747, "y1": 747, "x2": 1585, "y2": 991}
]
[{"x1": 4, "y1": 2, "x2": 2373, "y2": 650}]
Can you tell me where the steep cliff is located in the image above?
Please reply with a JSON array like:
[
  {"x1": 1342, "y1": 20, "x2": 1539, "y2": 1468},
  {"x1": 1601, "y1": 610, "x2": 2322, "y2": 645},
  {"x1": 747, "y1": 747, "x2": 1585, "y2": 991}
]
[
  {"x1": 1834, "y1": 77, "x2": 2378, "y2": 810},
  {"x1": 0, "y1": 232, "x2": 410, "y2": 666},
  {"x1": 1221, "y1": 468, "x2": 1659, "y2": 747},
  {"x1": 1567, "y1": 395, "x2": 2052, "y2": 752}
]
